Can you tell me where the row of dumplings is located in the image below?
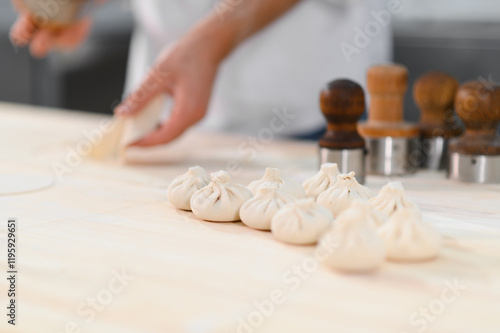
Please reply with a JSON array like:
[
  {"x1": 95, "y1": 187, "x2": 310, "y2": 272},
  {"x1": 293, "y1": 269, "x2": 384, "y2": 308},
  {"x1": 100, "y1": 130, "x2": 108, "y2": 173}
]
[{"x1": 167, "y1": 164, "x2": 442, "y2": 272}]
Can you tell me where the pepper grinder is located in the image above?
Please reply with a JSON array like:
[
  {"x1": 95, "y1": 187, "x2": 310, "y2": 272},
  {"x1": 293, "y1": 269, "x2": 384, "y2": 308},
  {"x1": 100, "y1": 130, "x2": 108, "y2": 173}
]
[
  {"x1": 414, "y1": 71, "x2": 463, "y2": 170},
  {"x1": 449, "y1": 81, "x2": 500, "y2": 183},
  {"x1": 358, "y1": 64, "x2": 420, "y2": 175},
  {"x1": 319, "y1": 79, "x2": 366, "y2": 184},
  {"x1": 21, "y1": 0, "x2": 93, "y2": 29}
]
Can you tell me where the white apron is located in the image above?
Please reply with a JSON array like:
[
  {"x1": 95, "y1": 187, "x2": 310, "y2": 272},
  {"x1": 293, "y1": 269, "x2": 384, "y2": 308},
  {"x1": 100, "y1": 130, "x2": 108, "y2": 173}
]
[{"x1": 125, "y1": 0, "x2": 391, "y2": 136}]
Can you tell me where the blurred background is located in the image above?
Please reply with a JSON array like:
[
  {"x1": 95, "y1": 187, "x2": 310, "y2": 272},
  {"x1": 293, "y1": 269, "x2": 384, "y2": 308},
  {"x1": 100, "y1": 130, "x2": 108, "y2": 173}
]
[
  {"x1": 0, "y1": 0, "x2": 132, "y2": 114},
  {"x1": 0, "y1": 0, "x2": 499, "y2": 121}
]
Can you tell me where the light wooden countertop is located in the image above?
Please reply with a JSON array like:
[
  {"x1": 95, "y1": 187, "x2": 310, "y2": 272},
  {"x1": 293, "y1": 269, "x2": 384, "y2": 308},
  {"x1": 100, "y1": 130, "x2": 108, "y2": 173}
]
[{"x1": 0, "y1": 102, "x2": 499, "y2": 333}]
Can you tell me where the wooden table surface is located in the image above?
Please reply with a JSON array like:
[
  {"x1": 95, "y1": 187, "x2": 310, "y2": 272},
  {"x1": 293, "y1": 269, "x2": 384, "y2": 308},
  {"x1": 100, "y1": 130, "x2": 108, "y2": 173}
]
[{"x1": 0, "y1": 102, "x2": 499, "y2": 333}]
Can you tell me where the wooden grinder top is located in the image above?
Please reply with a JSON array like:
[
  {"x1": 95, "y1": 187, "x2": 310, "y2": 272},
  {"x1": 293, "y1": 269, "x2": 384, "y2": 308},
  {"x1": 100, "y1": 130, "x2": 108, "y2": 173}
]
[
  {"x1": 414, "y1": 71, "x2": 463, "y2": 139},
  {"x1": 450, "y1": 81, "x2": 500, "y2": 156},
  {"x1": 319, "y1": 79, "x2": 366, "y2": 150},
  {"x1": 358, "y1": 64, "x2": 420, "y2": 138}
]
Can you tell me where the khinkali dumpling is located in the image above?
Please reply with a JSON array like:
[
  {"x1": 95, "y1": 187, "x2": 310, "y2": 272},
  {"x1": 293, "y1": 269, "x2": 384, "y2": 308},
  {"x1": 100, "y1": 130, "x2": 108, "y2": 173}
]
[
  {"x1": 191, "y1": 170, "x2": 253, "y2": 222},
  {"x1": 271, "y1": 198, "x2": 333, "y2": 245},
  {"x1": 344, "y1": 200, "x2": 386, "y2": 229},
  {"x1": 248, "y1": 168, "x2": 306, "y2": 198},
  {"x1": 303, "y1": 163, "x2": 340, "y2": 199},
  {"x1": 167, "y1": 166, "x2": 210, "y2": 210},
  {"x1": 240, "y1": 184, "x2": 295, "y2": 230},
  {"x1": 317, "y1": 172, "x2": 375, "y2": 218},
  {"x1": 368, "y1": 182, "x2": 419, "y2": 219},
  {"x1": 378, "y1": 209, "x2": 442, "y2": 262},
  {"x1": 318, "y1": 208, "x2": 385, "y2": 272}
]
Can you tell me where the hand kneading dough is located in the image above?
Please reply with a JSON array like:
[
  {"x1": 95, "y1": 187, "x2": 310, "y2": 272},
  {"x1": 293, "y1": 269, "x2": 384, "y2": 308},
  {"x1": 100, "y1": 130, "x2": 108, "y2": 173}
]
[
  {"x1": 248, "y1": 167, "x2": 306, "y2": 198},
  {"x1": 239, "y1": 184, "x2": 296, "y2": 231},
  {"x1": 271, "y1": 198, "x2": 333, "y2": 245},
  {"x1": 318, "y1": 208, "x2": 385, "y2": 272},
  {"x1": 316, "y1": 172, "x2": 375, "y2": 218},
  {"x1": 167, "y1": 166, "x2": 210, "y2": 211},
  {"x1": 303, "y1": 163, "x2": 340, "y2": 200},
  {"x1": 378, "y1": 209, "x2": 442, "y2": 262},
  {"x1": 368, "y1": 181, "x2": 419, "y2": 219},
  {"x1": 89, "y1": 95, "x2": 164, "y2": 161},
  {"x1": 190, "y1": 170, "x2": 253, "y2": 222}
]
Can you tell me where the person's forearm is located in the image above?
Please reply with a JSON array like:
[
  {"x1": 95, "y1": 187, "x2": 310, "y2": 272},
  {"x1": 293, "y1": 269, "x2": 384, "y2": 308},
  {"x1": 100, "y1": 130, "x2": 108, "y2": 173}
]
[{"x1": 182, "y1": 0, "x2": 303, "y2": 64}]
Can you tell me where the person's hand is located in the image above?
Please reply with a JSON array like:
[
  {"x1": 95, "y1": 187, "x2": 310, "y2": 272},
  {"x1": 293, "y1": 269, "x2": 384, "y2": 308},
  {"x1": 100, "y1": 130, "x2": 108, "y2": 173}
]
[
  {"x1": 114, "y1": 33, "x2": 220, "y2": 147},
  {"x1": 9, "y1": 0, "x2": 92, "y2": 57},
  {"x1": 114, "y1": 0, "x2": 301, "y2": 147}
]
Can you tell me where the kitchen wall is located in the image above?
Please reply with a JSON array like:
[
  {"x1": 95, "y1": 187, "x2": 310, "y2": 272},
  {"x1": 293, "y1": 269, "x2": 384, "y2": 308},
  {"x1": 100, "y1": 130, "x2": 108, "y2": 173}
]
[
  {"x1": 393, "y1": 0, "x2": 500, "y2": 121},
  {"x1": 397, "y1": 0, "x2": 500, "y2": 22}
]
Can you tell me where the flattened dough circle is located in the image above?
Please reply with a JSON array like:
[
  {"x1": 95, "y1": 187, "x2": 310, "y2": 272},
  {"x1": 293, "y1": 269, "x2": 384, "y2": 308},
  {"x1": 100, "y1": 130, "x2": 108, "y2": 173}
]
[{"x1": 0, "y1": 174, "x2": 54, "y2": 196}]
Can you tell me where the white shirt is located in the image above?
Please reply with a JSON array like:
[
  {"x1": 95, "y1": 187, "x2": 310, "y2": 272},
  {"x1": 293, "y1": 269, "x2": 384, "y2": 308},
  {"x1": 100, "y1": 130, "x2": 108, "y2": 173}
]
[{"x1": 126, "y1": 0, "x2": 391, "y2": 136}]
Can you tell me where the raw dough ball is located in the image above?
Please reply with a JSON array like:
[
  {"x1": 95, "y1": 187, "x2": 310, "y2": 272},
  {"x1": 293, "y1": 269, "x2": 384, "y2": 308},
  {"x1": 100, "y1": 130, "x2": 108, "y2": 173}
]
[
  {"x1": 368, "y1": 181, "x2": 420, "y2": 219},
  {"x1": 87, "y1": 117, "x2": 125, "y2": 161},
  {"x1": 240, "y1": 184, "x2": 296, "y2": 231},
  {"x1": 120, "y1": 95, "x2": 164, "y2": 148},
  {"x1": 303, "y1": 163, "x2": 340, "y2": 200},
  {"x1": 191, "y1": 170, "x2": 253, "y2": 222},
  {"x1": 271, "y1": 198, "x2": 333, "y2": 245},
  {"x1": 89, "y1": 95, "x2": 164, "y2": 161},
  {"x1": 378, "y1": 209, "x2": 442, "y2": 262},
  {"x1": 248, "y1": 167, "x2": 306, "y2": 198},
  {"x1": 167, "y1": 166, "x2": 210, "y2": 211},
  {"x1": 318, "y1": 208, "x2": 385, "y2": 272},
  {"x1": 316, "y1": 172, "x2": 375, "y2": 218}
]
